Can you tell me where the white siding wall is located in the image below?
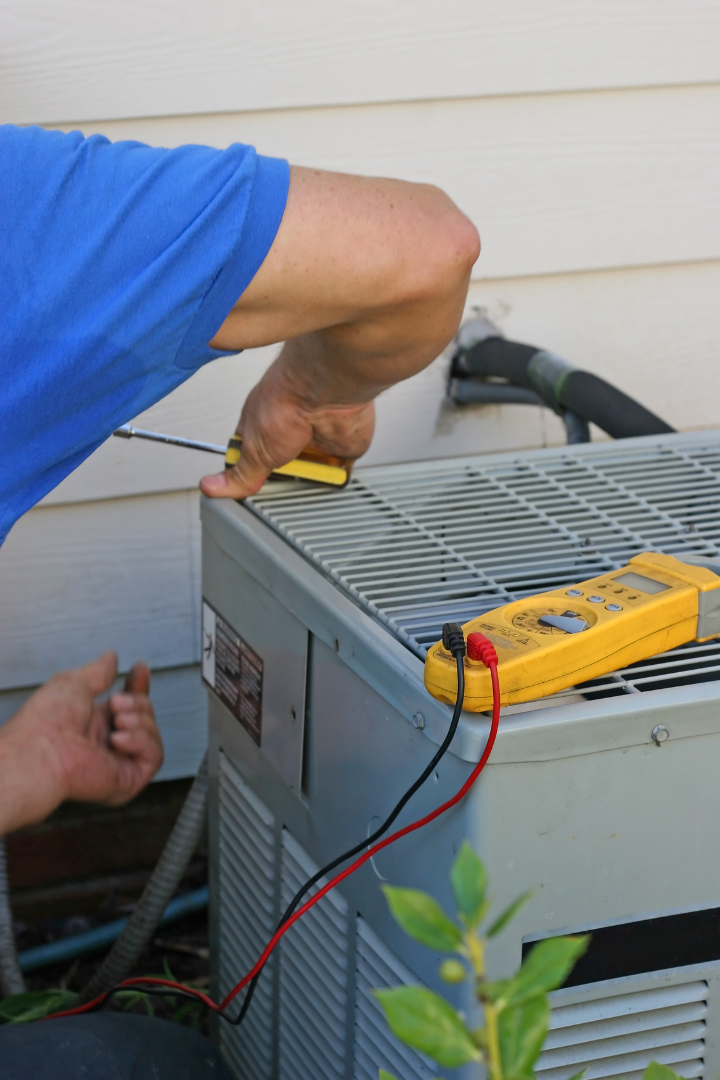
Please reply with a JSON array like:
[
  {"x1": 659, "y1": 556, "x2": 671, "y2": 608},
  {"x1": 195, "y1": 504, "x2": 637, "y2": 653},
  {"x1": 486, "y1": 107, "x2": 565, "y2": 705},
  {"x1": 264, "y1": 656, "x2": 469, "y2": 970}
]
[{"x1": 1, "y1": 2, "x2": 718, "y2": 776}]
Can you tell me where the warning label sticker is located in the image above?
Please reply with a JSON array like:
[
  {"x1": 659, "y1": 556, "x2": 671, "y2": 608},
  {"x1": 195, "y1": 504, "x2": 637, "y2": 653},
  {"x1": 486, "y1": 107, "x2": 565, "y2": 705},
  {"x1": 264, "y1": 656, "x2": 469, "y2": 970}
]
[{"x1": 202, "y1": 600, "x2": 263, "y2": 745}]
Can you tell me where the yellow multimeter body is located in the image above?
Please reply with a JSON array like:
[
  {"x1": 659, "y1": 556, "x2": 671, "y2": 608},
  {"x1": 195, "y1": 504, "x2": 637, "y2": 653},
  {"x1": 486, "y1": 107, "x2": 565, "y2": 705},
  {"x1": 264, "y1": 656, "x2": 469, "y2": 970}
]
[
  {"x1": 424, "y1": 552, "x2": 720, "y2": 712},
  {"x1": 225, "y1": 436, "x2": 351, "y2": 488}
]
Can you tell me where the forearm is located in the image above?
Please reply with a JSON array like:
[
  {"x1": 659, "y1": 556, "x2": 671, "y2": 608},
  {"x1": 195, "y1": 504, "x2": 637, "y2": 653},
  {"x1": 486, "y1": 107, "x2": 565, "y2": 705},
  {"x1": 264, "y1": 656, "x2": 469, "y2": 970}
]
[{"x1": 276, "y1": 265, "x2": 472, "y2": 409}]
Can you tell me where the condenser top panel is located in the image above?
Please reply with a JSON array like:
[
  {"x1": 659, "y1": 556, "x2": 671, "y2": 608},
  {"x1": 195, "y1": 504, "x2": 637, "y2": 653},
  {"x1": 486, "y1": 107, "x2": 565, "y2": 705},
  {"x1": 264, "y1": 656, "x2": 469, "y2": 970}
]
[{"x1": 247, "y1": 431, "x2": 720, "y2": 704}]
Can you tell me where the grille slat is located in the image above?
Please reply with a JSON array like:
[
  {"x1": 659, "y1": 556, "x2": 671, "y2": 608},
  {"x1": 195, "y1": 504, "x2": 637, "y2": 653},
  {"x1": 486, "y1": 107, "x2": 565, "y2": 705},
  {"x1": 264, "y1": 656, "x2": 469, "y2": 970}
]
[
  {"x1": 218, "y1": 754, "x2": 276, "y2": 1080},
  {"x1": 279, "y1": 831, "x2": 348, "y2": 1080},
  {"x1": 354, "y1": 919, "x2": 435, "y2": 1080},
  {"x1": 536, "y1": 979, "x2": 708, "y2": 1080},
  {"x1": 249, "y1": 434, "x2": 720, "y2": 701}
]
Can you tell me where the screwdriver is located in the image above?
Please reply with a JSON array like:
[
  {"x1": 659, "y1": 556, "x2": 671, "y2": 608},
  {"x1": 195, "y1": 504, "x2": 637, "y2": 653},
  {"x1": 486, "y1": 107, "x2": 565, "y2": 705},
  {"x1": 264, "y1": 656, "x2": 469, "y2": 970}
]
[{"x1": 113, "y1": 425, "x2": 352, "y2": 488}]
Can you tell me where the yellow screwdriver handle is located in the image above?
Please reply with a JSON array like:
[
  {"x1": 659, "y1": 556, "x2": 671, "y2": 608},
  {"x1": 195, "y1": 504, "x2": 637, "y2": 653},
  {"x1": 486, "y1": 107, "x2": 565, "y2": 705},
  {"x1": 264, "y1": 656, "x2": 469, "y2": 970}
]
[{"x1": 224, "y1": 436, "x2": 352, "y2": 488}]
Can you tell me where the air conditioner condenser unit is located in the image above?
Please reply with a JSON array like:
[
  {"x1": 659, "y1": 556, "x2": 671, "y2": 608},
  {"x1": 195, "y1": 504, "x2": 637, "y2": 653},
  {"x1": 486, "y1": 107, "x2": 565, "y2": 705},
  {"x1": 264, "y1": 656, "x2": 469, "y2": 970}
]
[{"x1": 202, "y1": 431, "x2": 720, "y2": 1080}]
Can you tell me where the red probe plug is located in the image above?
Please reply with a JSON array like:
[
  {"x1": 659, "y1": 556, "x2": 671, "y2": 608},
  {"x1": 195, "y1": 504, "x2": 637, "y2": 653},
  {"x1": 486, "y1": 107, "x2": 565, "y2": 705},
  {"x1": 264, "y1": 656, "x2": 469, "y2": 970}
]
[{"x1": 466, "y1": 632, "x2": 498, "y2": 668}]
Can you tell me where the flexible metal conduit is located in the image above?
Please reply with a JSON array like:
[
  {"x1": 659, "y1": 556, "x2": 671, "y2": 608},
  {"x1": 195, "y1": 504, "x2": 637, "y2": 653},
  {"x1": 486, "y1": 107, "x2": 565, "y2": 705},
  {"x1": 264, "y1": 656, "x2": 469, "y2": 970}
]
[
  {"x1": 79, "y1": 753, "x2": 208, "y2": 1003},
  {"x1": 0, "y1": 838, "x2": 26, "y2": 997}
]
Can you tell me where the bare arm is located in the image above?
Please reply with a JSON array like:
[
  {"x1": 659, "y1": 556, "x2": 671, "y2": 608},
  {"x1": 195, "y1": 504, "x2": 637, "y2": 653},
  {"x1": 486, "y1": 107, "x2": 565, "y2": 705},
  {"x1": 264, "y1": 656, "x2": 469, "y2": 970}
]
[
  {"x1": 0, "y1": 652, "x2": 163, "y2": 836},
  {"x1": 201, "y1": 166, "x2": 480, "y2": 498}
]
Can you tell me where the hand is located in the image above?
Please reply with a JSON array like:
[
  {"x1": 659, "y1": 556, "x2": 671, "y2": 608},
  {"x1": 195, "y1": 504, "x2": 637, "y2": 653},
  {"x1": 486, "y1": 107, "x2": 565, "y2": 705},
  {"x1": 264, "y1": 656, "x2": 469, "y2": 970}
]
[
  {"x1": 0, "y1": 651, "x2": 163, "y2": 835},
  {"x1": 200, "y1": 342, "x2": 376, "y2": 498}
]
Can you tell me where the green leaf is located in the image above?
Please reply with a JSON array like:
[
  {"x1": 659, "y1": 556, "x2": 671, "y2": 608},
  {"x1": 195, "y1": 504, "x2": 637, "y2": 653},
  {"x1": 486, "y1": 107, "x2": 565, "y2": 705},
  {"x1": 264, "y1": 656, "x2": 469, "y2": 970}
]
[
  {"x1": 374, "y1": 986, "x2": 480, "y2": 1068},
  {"x1": 0, "y1": 989, "x2": 77, "y2": 1024},
  {"x1": 644, "y1": 1063, "x2": 687, "y2": 1080},
  {"x1": 503, "y1": 936, "x2": 589, "y2": 1006},
  {"x1": 383, "y1": 887, "x2": 462, "y2": 951},
  {"x1": 171, "y1": 1000, "x2": 202, "y2": 1026},
  {"x1": 450, "y1": 842, "x2": 488, "y2": 927},
  {"x1": 566, "y1": 1071, "x2": 588, "y2": 1080},
  {"x1": 115, "y1": 989, "x2": 155, "y2": 1016},
  {"x1": 498, "y1": 993, "x2": 550, "y2": 1079},
  {"x1": 379, "y1": 1072, "x2": 398, "y2": 1080},
  {"x1": 487, "y1": 891, "x2": 534, "y2": 938},
  {"x1": 480, "y1": 978, "x2": 513, "y2": 1003}
]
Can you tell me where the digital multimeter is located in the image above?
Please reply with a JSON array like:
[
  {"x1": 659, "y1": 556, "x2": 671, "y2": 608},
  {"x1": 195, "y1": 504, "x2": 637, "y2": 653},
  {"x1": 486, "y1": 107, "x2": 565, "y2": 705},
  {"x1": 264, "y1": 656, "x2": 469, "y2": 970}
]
[{"x1": 424, "y1": 552, "x2": 720, "y2": 711}]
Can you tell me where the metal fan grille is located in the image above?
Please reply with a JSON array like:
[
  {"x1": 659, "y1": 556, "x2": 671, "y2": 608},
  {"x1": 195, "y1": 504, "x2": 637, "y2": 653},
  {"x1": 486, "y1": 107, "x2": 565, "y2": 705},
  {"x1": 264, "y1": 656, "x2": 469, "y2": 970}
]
[
  {"x1": 218, "y1": 754, "x2": 276, "y2": 1080},
  {"x1": 249, "y1": 433, "x2": 720, "y2": 697},
  {"x1": 279, "y1": 831, "x2": 349, "y2": 1080},
  {"x1": 538, "y1": 979, "x2": 707, "y2": 1080},
  {"x1": 354, "y1": 919, "x2": 435, "y2": 1080}
]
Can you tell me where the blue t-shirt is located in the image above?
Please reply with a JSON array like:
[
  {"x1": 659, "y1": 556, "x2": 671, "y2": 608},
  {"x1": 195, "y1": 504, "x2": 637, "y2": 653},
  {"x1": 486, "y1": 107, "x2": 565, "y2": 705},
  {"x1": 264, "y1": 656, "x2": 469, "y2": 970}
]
[{"x1": 0, "y1": 125, "x2": 289, "y2": 544}]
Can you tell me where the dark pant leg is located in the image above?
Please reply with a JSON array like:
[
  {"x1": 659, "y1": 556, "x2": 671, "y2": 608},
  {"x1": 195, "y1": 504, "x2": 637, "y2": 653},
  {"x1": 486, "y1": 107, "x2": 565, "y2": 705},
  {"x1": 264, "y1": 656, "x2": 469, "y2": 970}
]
[{"x1": 0, "y1": 1012, "x2": 235, "y2": 1080}]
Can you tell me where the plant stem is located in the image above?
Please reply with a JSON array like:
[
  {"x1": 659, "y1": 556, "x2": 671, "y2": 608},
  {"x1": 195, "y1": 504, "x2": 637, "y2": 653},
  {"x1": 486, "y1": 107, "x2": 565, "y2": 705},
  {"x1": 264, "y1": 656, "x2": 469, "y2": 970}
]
[
  {"x1": 466, "y1": 931, "x2": 485, "y2": 980},
  {"x1": 483, "y1": 1000, "x2": 502, "y2": 1080}
]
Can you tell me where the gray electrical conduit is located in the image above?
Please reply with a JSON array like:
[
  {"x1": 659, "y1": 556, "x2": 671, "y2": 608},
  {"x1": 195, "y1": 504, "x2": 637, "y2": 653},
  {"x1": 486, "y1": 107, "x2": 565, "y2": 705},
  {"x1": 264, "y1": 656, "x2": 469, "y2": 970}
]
[
  {"x1": 0, "y1": 838, "x2": 26, "y2": 997},
  {"x1": 79, "y1": 753, "x2": 208, "y2": 1003}
]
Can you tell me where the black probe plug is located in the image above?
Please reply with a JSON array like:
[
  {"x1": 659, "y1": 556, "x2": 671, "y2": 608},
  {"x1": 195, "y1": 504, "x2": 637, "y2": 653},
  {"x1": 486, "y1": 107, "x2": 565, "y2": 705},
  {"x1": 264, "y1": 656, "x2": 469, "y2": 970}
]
[{"x1": 442, "y1": 622, "x2": 467, "y2": 656}]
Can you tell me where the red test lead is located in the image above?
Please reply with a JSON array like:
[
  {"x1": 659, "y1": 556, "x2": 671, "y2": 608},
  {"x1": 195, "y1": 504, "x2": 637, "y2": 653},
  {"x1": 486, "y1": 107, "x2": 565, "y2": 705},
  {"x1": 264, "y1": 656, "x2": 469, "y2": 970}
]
[{"x1": 47, "y1": 632, "x2": 502, "y2": 1024}]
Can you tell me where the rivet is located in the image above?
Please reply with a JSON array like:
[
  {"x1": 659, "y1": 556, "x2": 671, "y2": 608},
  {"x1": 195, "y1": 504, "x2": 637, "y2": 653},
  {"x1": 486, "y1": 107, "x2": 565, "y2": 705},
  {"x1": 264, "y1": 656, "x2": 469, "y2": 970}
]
[{"x1": 651, "y1": 725, "x2": 669, "y2": 745}]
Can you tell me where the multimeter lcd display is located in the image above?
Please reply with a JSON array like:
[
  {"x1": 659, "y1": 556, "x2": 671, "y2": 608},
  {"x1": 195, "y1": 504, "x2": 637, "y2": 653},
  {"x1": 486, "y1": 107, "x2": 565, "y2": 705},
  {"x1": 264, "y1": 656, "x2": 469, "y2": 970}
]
[{"x1": 613, "y1": 571, "x2": 670, "y2": 594}]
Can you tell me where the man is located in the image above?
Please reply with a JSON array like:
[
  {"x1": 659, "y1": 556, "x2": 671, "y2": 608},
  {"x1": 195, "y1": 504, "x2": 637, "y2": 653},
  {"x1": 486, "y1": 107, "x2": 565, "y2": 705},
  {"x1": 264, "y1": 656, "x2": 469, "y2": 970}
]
[{"x1": 0, "y1": 124, "x2": 479, "y2": 1075}]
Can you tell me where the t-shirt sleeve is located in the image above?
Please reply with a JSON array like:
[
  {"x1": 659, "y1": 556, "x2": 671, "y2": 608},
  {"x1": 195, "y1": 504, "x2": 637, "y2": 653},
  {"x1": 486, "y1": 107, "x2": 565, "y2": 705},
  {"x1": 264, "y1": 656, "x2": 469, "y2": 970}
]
[{"x1": 0, "y1": 125, "x2": 289, "y2": 542}]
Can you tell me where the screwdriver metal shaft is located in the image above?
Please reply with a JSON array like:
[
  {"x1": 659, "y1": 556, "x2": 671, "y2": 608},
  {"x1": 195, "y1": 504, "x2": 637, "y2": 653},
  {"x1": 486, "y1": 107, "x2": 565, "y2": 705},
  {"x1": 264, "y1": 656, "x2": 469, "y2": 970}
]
[{"x1": 113, "y1": 425, "x2": 226, "y2": 455}]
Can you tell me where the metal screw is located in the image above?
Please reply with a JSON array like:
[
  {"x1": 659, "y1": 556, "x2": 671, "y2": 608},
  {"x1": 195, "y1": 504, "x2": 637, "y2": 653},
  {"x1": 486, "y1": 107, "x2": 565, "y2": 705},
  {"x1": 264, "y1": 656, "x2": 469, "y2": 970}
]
[
  {"x1": 412, "y1": 712, "x2": 426, "y2": 730},
  {"x1": 651, "y1": 725, "x2": 669, "y2": 745}
]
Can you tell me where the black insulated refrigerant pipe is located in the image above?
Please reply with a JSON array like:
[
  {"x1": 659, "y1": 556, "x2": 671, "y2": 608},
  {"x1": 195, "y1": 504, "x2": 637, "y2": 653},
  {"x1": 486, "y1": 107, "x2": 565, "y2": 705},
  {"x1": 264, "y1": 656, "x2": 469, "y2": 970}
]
[{"x1": 452, "y1": 336, "x2": 675, "y2": 441}]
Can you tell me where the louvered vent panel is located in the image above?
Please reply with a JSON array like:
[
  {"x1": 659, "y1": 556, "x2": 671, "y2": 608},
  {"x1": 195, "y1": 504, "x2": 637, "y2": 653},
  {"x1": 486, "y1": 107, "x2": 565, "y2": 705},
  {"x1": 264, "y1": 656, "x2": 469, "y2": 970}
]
[
  {"x1": 354, "y1": 918, "x2": 436, "y2": 1080},
  {"x1": 248, "y1": 433, "x2": 720, "y2": 700},
  {"x1": 218, "y1": 753, "x2": 276, "y2": 1080},
  {"x1": 278, "y1": 830, "x2": 349, "y2": 1080},
  {"x1": 536, "y1": 979, "x2": 708, "y2": 1080}
]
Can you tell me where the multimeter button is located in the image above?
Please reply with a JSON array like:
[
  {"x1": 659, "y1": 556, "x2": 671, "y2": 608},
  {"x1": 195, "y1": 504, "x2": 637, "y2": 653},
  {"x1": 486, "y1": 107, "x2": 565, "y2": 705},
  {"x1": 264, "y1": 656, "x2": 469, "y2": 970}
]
[
  {"x1": 566, "y1": 589, "x2": 583, "y2": 597},
  {"x1": 588, "y1": 595, "x2": 604, "y2": 603},
  {"x1": 539, "y1": 614, "x2": 590, "y2": 633},
  {"x1": 606, "y1": 603, "x2": 623, "y2": 611}
]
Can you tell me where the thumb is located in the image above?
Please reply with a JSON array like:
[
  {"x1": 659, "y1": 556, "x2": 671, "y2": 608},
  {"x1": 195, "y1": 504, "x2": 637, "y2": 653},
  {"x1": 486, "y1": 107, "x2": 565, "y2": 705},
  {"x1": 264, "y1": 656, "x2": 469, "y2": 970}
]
[
  {"x1": 124, "y1": 661, "x2": 151, "y2": 695},
  {"x1": 75, "y1": 650, "x2": 118, "y2": 696},
  {"x1": 200, "y1": 459, "x2": 269, "y2": 501}
]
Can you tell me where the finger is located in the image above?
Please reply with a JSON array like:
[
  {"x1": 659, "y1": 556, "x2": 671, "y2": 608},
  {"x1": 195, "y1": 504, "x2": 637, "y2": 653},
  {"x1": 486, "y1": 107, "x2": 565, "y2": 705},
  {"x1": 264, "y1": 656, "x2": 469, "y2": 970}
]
[
  {"x1": 110, "y1": 728, "x2": 156, "y2": 754},
  {"x1": 110, "y1": 698, "x2": 153, "y2": 723},
  {"x1": 113, "y1": 703, "x2": 162, "y2": 742},
  {"x1": 74, "y1": 650, "x2": 118, "y2": 696},
  {"x1": 110, "y1": 691, "x2": 155, "y2": 725},
  {"x1": 110, "y1": 727, "x2": 164, "y2": 772},
  {"x1": 123, "y1": 662, "x2": 150, "y2": 696},
  {"x1": 112, "y1": 711, "x2": 141, "y2": 730},
  {"x1": 200, "y1": 461, "x2": 268, "y2": 500},
  {"x1": 310, "y1": 401, "x2": 376, "y2": 459}
]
